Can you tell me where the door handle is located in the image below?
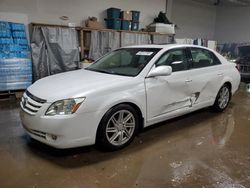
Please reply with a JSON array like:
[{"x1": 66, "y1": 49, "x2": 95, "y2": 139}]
[
  {"x1": 217, "y1": 73, "x2": 224, "y2": 77},
  {"x1": 185, "y1": 79, "x2": 192, "y2": 83}
]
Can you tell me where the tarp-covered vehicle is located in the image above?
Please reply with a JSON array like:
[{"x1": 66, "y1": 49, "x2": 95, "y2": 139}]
[{"x1": 236, "y1": 45, "x2": 250, "y2": 82}]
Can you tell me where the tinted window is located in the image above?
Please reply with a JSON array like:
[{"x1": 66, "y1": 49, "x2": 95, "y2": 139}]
[
  {"x1": 86, "y1": 48, "x2": 160, "y2": 76},
  {"x1": 190, "y1": 48, "x2": 221, "y2": 69},
  {"x1": 155, "y1": 49, "x2": 188, "y2": 72}
]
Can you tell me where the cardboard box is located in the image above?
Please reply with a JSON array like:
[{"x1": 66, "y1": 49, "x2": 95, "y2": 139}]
[
  {"x1": 121, "y1": 11, "x2": 132, "y2": 21},
  {"x1": 86, "y1": 20, "x2": 103, "y2": 29},
  {"x1": 148, "y1": 23, "x2": 175, "y2": 34}
]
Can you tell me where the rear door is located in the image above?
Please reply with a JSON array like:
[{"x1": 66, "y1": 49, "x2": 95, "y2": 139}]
[{"x1": 186, "y1": 47, "x2": 224, "y2": 105}]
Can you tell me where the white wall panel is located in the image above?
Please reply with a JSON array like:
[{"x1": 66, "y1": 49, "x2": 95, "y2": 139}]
[
  {"x1": 0, "y1": 0, "x2": 166, "y2": 29},
  {"x1": 171, "y1": 0, "x2": 216, "y2": 40},
  {"x1": 214, "y1": 6, "x2": 250, "y2": 43}
]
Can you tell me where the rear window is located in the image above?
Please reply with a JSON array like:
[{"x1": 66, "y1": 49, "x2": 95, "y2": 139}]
[{"x1": 190, "y1": 48, "x2": 221, "y2": 69}]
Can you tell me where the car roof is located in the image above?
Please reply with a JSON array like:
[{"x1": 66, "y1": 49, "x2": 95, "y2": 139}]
[{"x1": 123, "y1": 44, "x2": 211, "y2": 51}]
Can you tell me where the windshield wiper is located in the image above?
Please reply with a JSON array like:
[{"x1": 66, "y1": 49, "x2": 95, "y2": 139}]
[
  {"x1": 86, "y1": 68, "x2": 114, "y2": 75},
  {"x1": 86, "y1": 68, "x2": 133, "y2": 77}
]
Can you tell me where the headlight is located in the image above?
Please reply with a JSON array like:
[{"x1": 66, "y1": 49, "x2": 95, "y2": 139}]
[{"x1": 45, "y1": 97, "x2": 86, "y2": 116}]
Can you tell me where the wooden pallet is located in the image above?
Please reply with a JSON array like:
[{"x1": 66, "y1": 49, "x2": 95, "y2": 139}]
[{"x1": 0, "y1": 90, "x2": 24, "y2": 100}]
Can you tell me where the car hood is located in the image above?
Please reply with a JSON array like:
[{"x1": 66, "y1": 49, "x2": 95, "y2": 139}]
[{"x1": 27, "y1": 69, "x2": 133, "y2": 102}]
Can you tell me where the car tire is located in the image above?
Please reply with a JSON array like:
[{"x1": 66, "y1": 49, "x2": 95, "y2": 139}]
[
  {"x1": 213, "y1": 84, "x2": 231, "y2": 112},
  {"x1": 96, "y1": 104, "x2": 139, "y2": 151}
]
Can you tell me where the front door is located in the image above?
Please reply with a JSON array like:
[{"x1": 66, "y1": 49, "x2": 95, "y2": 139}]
[{"x1": 145, "y1": 48, "x2": 191, "y2": 122}]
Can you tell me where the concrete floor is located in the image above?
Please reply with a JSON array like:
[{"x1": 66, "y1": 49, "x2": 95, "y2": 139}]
[{"x1": 0, "y1": 84, "x2": 250, "y2": 188}]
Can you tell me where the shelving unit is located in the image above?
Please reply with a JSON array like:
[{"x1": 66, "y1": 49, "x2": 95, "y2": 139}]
[
  {"x1": 77, "y1": 27, "x2": 175, "y2": 60},
  {"x1": 30, "y1": 23, "x2": 175, "y2": 61}
]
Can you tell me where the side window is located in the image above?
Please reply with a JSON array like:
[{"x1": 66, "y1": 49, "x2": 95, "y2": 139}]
[
  {"x1": 155, "y1": 49, "x2": 188, "y2": 72},
  {"x1": 190, "y1": 48, "x2": 221, "y2": 69}
]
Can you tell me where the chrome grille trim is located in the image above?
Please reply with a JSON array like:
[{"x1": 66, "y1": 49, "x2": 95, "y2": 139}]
[
  {"x1": 26, "y1": 90, "x2": 47, "y2": 104},
  {"x1": 27, "y1": 101, "x2": 41, "y2": 109},
  {"x1": 23, "y1": 105, "x2": 38, "y2": 113},
  {"x1": 21, "y1": 91, "x2": 46, "y2": 115}
]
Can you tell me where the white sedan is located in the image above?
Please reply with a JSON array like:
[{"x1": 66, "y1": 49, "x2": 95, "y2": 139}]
[{"x1": 20, "y1": 44, "x2": 240, "y2": 151}]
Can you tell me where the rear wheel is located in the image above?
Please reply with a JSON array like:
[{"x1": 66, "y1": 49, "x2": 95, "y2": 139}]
[
  {"x1": 213, "y1": 84, "x2": 231, "y2": 112},
  {"x1": 96, "y1": 104, "x2": 139, "y2": 151}
]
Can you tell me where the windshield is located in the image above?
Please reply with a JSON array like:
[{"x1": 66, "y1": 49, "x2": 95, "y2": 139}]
[{"x1": 86, "y1": 48, "x2": 161, "y2": 76}]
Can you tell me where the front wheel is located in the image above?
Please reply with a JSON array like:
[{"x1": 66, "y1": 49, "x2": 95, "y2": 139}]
[
  {"x1": 96, "y1": 104, "x2": 139, "y2": 151},
  {"x1": 213, "y1": 84, "x2": 231, "y2": 112}
]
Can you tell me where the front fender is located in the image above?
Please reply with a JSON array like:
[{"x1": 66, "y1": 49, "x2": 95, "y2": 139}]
[{"x1": 76, "y1": 83, "x2": 147, "y2": 128}]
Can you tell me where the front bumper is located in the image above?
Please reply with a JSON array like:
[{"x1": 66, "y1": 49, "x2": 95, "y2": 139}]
[{"x1": 20, "y1": 107, "x2": 100, "y2": 149}]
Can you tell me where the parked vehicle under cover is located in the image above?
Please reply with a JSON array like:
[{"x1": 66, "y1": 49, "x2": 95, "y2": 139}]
[{"x1": 236, "y1": 45, "x2": 250, "y2": 81}]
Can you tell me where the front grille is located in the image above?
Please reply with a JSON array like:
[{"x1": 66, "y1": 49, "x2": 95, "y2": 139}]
[
  {"x1": 239, "y1": 64, "x2": 250, "y2": 73},
  {"x1": 21, "y1": 91, "x2": 46, "y2": 115},
  {"x1": 26, "y1": 90, "x2": 47, "y2": 103}
]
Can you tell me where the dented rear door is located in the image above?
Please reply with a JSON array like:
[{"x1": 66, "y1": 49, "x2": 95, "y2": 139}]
[{"x1": 186, "y1": 48, "x2": 224, "y2": 105}]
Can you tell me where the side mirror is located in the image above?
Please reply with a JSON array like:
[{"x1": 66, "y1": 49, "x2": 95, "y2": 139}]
[{"x1": 147, "y1": 65, "x2": 172, "y2": 77}]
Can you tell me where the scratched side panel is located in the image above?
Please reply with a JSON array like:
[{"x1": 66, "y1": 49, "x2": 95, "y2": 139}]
[{"x1": 145, "y1": 71, "x2": 190, "y2": 121}]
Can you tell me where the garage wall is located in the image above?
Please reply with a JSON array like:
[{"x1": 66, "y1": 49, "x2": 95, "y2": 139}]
[
  {"x1": 0, "y1": 0, "x2": 166, "y2": 29},
  {"x1": 3, "y1": 0, "x2": 248, "y2": 44},
  {"x1": 171, "y1": 0, "x2": 217, "y2": 40},
  {"x1": 214, "y1": 6, "x2": 250, "y2": 43}
]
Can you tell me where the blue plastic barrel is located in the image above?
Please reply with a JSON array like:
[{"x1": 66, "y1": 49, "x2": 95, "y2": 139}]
[
  {"x1": 105, "y1": 19, "x2": 121, "y2": 30},
  {"x1": 131, "y1": 11, "x2": 140, "y2": 22},
  {"x1": 107, "y1": 8, "x2": 121, "y2": 19},
  {"x1": 121, "y1": 20, "x2": 131, "y2": 30}
]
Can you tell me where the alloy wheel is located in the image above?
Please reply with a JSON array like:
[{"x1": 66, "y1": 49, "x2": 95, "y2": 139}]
[
  {"x1": 106, "y1": 110, "x2": 136, "y2": 146},
  {"x1": 218, "y1": 86, "x2": 230, "y2": 109}
]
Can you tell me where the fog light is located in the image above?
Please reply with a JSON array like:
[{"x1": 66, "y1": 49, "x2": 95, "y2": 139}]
[{"x1": 46, "y1": 134, "x2": 57, "y2": 141}]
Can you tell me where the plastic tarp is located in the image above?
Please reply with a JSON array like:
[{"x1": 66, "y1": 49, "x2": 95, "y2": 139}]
[
  {"x1": 89, "y1": 31, "x2": 120, "y2": 61},
  {"x1": 152, "y1": 35, "x2": 173, "y2": 44},
  {"x1": 120, "y1": 33, "x2": 151, "y2": 47},
  {"x1": 31, "y1": 26, "x2": 80, "y2": 81},
  {"x1": 89, "y1": 31, "x2": 152, "y2": 61},
  {"x1": 175, "y1": 38, "x2": 194, "y2": 45}
]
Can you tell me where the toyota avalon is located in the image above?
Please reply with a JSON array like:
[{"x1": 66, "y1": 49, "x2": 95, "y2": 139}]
[{"x1": 20, "y1": 44, "x2": 240, "y2": 151}]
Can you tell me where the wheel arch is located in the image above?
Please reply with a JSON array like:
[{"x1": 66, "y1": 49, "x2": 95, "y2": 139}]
[
  {"x1": 95, "y1": 101, "x2": 145, "y2": 144},
  {"x1": 223, "y1": 81, "x2": 232, "y2": 93},
  {"x1": 121, "y1": 102, "x2": 144, "y2": 132},
  {"x1": 215, "y1": 81, "x2": 232, "y2": 101},
  {"x1": 213, "y1": 81, "x2": 232, "y2": 112}
]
